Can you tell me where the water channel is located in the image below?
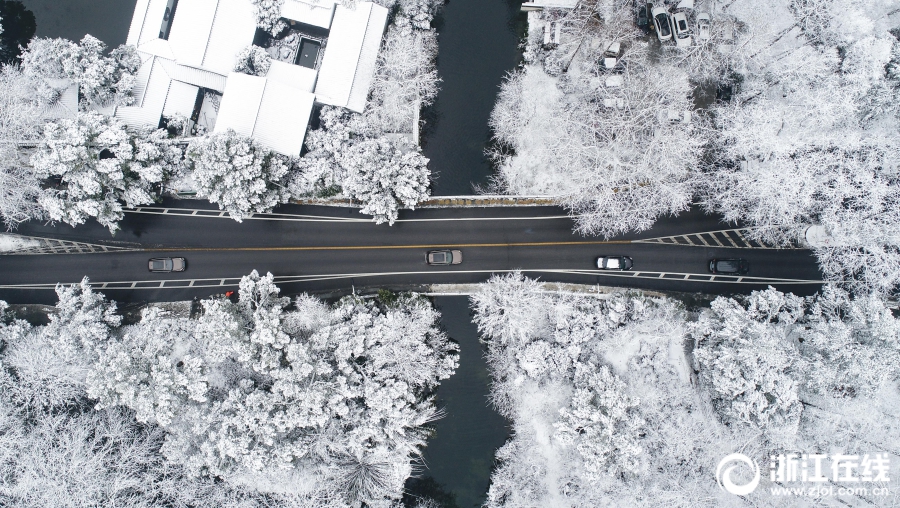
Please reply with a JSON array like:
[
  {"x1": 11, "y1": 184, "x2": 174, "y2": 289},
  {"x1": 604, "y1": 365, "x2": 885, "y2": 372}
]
[{"x1": 12, "y1": 0, "x2": 521, "y2": 505}]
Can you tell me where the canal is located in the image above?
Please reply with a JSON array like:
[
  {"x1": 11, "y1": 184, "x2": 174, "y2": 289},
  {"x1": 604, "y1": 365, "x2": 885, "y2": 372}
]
[{"x1": 11, "y1": 0, "x2": 522, "y2": 506}]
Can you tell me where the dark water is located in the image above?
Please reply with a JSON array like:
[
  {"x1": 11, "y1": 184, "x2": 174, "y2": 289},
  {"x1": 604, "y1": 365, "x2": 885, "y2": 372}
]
[
  {"x1": 423, "y1": 0, "x2": 526, "y2": 195},
  {"x1": 19, "y1": 0, "x2": 135, "y2": 47},
  {"x1": 406, "y1": 296, "x2": 509, "y2": 508}
]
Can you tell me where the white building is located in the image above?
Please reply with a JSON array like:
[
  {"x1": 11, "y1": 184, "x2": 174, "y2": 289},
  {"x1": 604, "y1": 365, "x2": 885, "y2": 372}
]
[{"x1": 118, "y1": 0, "x2": 388, "y2": 157}]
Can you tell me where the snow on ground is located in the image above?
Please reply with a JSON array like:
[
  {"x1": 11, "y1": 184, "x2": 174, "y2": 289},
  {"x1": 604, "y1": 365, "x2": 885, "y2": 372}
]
[{"x1": 0, "y1": 233, "x2": 41, "y2": 253}]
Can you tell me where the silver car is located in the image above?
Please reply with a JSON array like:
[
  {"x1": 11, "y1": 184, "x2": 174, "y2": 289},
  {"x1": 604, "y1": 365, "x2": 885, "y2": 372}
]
[
  {"x1": 652, "y1": 6, "x2": 673, "y2": 42},
  {"x1": 148, "y1": 257, "x2": 186, "y2": 272},
  {"x1": 426, "y1": 250, "x2": 462, "y2": 265}
]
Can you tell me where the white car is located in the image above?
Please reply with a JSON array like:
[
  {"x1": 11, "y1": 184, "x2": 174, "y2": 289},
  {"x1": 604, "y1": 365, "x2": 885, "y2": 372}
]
[
  {"x1": 651, "y1": 7, "x2": 673, "y2": 42},
  {"x1": 672, "y1": 12, "x2": 692, "y2": 47},
  {"x1": 697, "y1": 12, "x2": 711, "y2": 41}
]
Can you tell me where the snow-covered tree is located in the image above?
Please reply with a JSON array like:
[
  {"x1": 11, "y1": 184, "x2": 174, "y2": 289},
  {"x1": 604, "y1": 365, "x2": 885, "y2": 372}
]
[
  {"x1": 0, "y1": 65, "x2": 51, "y2": 229},
  {"x1": 250, "y1": 0, "x2": 286, "y2": 35},
  {"x1": 21, "y1": 35, "x2": 141, "y2": 107},
  {"x1": 0, "y1": 0, "x2": 36, "y2": 64},
  {"x1": 554, "y1": 362, "x2": 645, "y2": 480},
  {"x1": 488, "y1": 5, "x2": 705, "y2": 237},
  {"x1": 233, "y1": 45, "x2": 271, "y2": 77},
  {"x1": 84, "y1": 271, "x2": 458, "y2": 505},
  {"x1": 299, "y1": 107, "x2": 432, "y2": 224},
  {"x1": 695, "y1": 2, "x2": 900, "y2": 296},
  {"x1": 31, "y1": 111, "x2": 183, "y2": 232},
  {"x1": 692, "y1": 289, "x2": 806, "y2": 439},
  {"x1": 366, "y1": 25, "x2": 440, "y2": 134},
  {"x1": 340, "y1": 137, "x2": 430, "y2": 225},
  {"x1": 185, "y1": 130, "x2": 291, "y2": 222}
]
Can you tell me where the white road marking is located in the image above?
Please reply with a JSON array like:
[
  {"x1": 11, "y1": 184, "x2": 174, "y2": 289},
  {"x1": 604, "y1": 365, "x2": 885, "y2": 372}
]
[
  {"x1": 0, "y1": 269, "x2": 824, "y2": 290},
  {"x1": 125, "y1": 207, "x2": 571, "y2": 223}
]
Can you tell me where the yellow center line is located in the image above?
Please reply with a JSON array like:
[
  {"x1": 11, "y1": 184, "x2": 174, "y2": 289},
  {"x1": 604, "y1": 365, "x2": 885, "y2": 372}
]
[{"x1": 148, "y1": 240, "x2": 633, "y2": 252}]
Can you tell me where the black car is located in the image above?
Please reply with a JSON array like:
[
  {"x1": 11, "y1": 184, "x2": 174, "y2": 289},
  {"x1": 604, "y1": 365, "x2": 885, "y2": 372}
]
[
  {"x1": 708, "y1": 258, "x2": 749, "y2": 275},
  {"x1": 597, "y1": 255, "x2": 633, "y2": 270},
  {"x1": 637, "y1": 5, "x2": 649, "y2": 29}
]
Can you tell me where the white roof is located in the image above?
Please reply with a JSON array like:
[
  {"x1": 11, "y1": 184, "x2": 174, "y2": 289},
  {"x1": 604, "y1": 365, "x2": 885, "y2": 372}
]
[
  {"x1": 166, "y1": 0, "x2": 219, "y2": 68},
  {"x1": 281, "y1": 0, "x2": 336, "y2": 28},
  {"x1": 163, "y1": 80, "x2": 200, "y2": 117},
  {"x1": 116, "y1": 55, "x2": 172, "y2": 128},
  {"x1": 214, "y1": 73, "x2": 315, "y2": 157},
  {"x1": 130, "y1": 0, "x2": 256, "y2": 77},
  {"x1": 202, "y1": 0, "x2": 258, "y2": 75},
  {"x1": 127, "y1": 0, "x2": 170, "y2": 46},
  {"x1": 42, "y1": 80, "x2": 79, "y2": 119},
  {"x1": 314, "y1": 2, "x2": 388, "y2": 113},
  {"x1": 521, "y1": 0, "x2": 578, "y2": 9},
  {"x1": 168, "y1": 63, "x2": 228, "y2": 92},
  {"x1": 266, "y1": 59, "x2": 318, "y2": 92}
]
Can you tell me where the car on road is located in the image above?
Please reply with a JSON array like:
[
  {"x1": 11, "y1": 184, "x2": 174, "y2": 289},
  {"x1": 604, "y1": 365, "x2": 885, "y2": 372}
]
[
  {"x1": 672, "y1": 11, "x2": 692, "y2": 47},
  {"x1": 708, "y1": 258, "x2": 749, "y2": 275},
  {"x1": 149, "y1": 257, "x2": 186, "y2": 272},
  {"x1": 652, "y1": 6, "x2": 673, "y2": 42},
  {"x1": 426, "y1": 250, "x2": 462, "y2": 265},
  {"x1": 697, "y1": 12, "x2": 711, "y2": 41},
  {"x1": 597, "y1": 255, "x2": 633, "y2": 270}
]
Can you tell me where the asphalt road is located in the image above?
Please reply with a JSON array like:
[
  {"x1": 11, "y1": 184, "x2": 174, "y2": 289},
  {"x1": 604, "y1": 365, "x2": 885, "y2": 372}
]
[{"x1": 0, "y1": 200, "x2": 824, "y2": 304}]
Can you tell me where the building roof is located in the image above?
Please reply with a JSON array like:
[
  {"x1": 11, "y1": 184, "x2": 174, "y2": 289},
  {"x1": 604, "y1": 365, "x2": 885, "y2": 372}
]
[
  {"x1": 116, "y1": 55, "x2": 172, "y2": 128},
  {"x1": 162, "y1": 80, "x2": 200, "y2": 118},
  {"x1": 314, "y1": 2, "x2": 388, "y2": 113},
  {"x1": 214, "y1": 73, "x2": 315, "y2": 157},
  {"x1": 266, "y1": 60, "x2": 318, "y2": 92},
  {"x1": 281, "y1": 0, "x2": 337, "y2": 28},
  {"x1": 128, "y1": 0, "x2": 256, "y2": 78}
]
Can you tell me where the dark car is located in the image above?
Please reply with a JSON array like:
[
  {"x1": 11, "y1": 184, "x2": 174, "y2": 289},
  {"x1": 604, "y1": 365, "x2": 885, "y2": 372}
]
[
  {"x1": 427, "y1": 250, "x2": 462, "y2": 265},
  {"x1": 637, "y1": 5, "x2": 649, "y2": 29},
  {"x1": 708, "y1": 258, "x2": 749, "y2": 275},
  {"x1": 597, "y1": 255, "x2": 633, "y2": 270},
  {"x1": 149, "y1": 257, "x2": 186, "y2": 272}
]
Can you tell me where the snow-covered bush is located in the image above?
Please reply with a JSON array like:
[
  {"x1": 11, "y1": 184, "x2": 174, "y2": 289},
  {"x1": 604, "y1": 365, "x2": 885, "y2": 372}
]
[
  {"x1": 185, "y1": 130, "x2": 291, "y2": 221},
  {"x1": 21, "y1": 35, "x2": 141, "y2": 107},
  {"x1": 340, "y1": 138, "x2": 430, "y2": 224},
  {"x1": 31, "y1": 111, "x2": 183, "y2": 232},
  {"x1": 233, "y1": 45, "x2": 271, "y2": 77},
  {"x1": 395, "y1": 0, "x2": 442, "y2": 31},
  {"x1": 250, "y1": 0, "x2": 286, "y2": 35}
]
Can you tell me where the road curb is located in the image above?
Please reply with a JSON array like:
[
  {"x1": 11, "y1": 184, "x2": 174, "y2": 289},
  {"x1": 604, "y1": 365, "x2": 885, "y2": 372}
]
[{"x1": 290, "y1": 195, "x2": 560, "y2": 208}]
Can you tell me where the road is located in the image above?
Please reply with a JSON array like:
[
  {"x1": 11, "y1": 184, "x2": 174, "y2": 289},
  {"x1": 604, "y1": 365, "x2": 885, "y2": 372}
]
[{"x1": 0, "y1": 199, "x2": 824, "y2": 304}]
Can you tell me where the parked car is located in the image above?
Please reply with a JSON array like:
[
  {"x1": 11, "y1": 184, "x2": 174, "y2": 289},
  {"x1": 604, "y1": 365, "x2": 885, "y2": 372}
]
[
  {"x1": 426, "y1": 250, "x2": 462, "y2": 265},
  {"x1": 696, "y1": 12, "x2": 711, "y2": 41},
  {"x1": 672, "y1": 11, "x2": 692, "y2": 47},
  {"x1": 148, "y1": 257, "x2": 186, "y2": 272},
  {"x1": 708, "y1": 258, "x2": 749, "y2": 275},
  {"x1": 651, "y1": 6, "x2": 673, "y2": 41},
  {"x1": 596, "y1": 255, "x2": 633, "y2": 270},
  {"x1": 637, "y1": 5, "x2": 649, "y2": 29}
]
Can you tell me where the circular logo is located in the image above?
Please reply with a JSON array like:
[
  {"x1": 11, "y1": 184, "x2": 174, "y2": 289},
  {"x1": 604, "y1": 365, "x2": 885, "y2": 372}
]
[{"x1": 716, "y1": 453, "x2": 761, "y2": 496}]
